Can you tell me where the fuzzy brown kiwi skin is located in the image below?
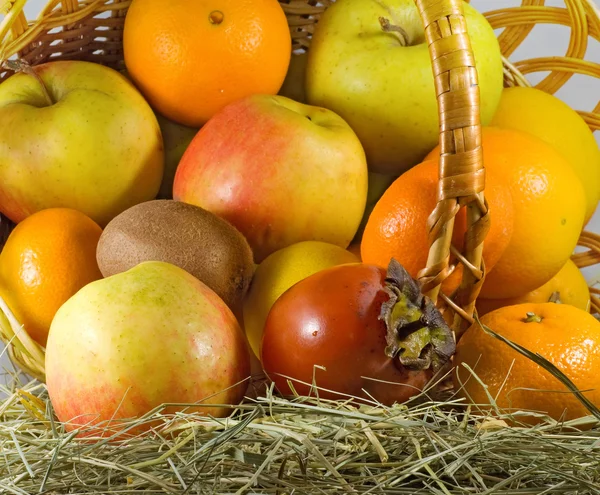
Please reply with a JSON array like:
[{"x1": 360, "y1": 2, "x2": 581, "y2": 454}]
[{"x1": 96, "y1": 200, "x2": 255, "y2": 315}]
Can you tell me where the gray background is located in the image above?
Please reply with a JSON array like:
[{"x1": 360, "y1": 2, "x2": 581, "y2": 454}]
[{"x1": 1, "y1": 0, "x2": 599, "y2": 386}]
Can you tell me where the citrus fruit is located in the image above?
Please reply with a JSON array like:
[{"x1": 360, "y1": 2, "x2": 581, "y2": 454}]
[
  {"x1": 242, "y1": 241, "x2": 359, "y2": 360},
  {"x1": 361, "y1": 158, "x2": 514, "y2": 295},
  {"x1": 454, "y1": 302, "x2": 600, "y2": 423},
  {"x1": 0, "y1": 208, "x2": 103, "y2": 346},
  {"x1": 476, "y1": 259, "x2": 591, "y2": 316},
  {"x1": 426, "y1": 127, "x2": 586, "y2": 299},
  {"x1": 490, "y1": 87, "x2": 600, "y2": 224},
  {"x1": 123, "y1": 0, "x2": 292, "y2": 127}
]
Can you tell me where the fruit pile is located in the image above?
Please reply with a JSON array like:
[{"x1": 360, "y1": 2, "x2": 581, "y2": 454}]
[{"x1": 0, "y1": 0, "x2": 599, "y2": 436}]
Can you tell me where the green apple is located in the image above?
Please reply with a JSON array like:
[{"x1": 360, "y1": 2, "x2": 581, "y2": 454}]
[
  {"x1": 0, "y1": 60, "x2": 164, "y2": 226},
  {"x1": 155, "y1": 113, "x2": 198, "y2": 199},
  {"x1": 305, "y1": 0, "x2": 504, "y2": 174}
]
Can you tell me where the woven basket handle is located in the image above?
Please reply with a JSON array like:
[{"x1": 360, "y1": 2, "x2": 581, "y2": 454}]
[
  {"x1": 0, "y1": 0, "x2": 28, "y2": 46},
  {"x1": 414, "y1": 0, "x2": 488, "y2": 332}
]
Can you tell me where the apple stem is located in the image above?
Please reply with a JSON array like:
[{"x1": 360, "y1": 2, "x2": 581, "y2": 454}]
[
  {"x1": 2, "y1": 59, "x2": 54, "y2": 106},
  {"x1": 379, "y1": 17, "x2": 409, "y2": 47}
]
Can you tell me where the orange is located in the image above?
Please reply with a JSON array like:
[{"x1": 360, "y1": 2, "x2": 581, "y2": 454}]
[
  {"x1": 123, "y1": 0, "x2": 292, "y2": 127},
  {"x1": 476, "y1": 259, "x2": 591, "y2": 317},
  {"x1": 426, "y1": 127, "x2": 586, "y2": 300},
  {"x1": 490, "y1": 87, "x2": 600, "y2": 225},
  {"x1": 0, "y1": 208, "x2": 103, "y2": 347},
  {"x1": 454, "y1": 302, "x2": 600, "y2": 424},
  {"x1": 361, "y1": 158, "x2": 514, "y2": 295}
]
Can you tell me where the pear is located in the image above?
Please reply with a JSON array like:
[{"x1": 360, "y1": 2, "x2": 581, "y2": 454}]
[{"x1": 45, "y1": 261, "x2": 251, "y2": 437}]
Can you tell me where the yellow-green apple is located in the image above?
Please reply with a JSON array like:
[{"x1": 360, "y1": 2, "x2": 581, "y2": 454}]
[
  {"x1": 173, "y1": 94, "x2": 368, "y2": 263},
  {"x1": 0, "y1": 60, "x2": 164, "y2": 226},
  {"x1": 45, "y1": 261, "x2": 251, "y2": 437},
  {"x1": 305, "y1": 0, "x2": 504, "y2": 174},
  {"x1": 155, "y1": 113, "x2": 198, "y2": 199}
]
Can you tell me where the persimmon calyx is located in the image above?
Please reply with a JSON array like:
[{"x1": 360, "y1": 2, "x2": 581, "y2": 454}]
[{"x1": 379, "y1": 258, "x2": 456, "y2": 372}]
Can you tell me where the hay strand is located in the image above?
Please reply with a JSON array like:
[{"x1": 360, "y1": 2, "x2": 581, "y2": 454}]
[{"x1": 1, "y1": 376, "x2": 599, "y2": 495}]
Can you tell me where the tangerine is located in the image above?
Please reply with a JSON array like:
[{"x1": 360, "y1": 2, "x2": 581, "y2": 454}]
[
  {"x1": 426, "y1": 127, "x2": 586, "y2": 299},
  {"x1": 454, "y1": 302, "x2": 600, "y2": 424},
  {"x1": 491, "y1": 87, "x2": 600, "y2": 225},
  {"x1": 123, "y1": 0, "x2": 292, "y2": 127},
  {"x1": 0, "y1": 208, "x2": 103, "y2": 346},
  {"x1": 361, "y1": 159, "x2": 513, "y2": 295}
]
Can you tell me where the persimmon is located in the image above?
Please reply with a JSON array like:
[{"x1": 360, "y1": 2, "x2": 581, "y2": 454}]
[{"x1": 261, "y1": 260, "x2": 455, "y2": 405}]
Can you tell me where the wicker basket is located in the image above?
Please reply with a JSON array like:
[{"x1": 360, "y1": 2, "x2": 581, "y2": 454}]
[{"x1": 0, "y1": 0, "x2": 599, "y2": 383}]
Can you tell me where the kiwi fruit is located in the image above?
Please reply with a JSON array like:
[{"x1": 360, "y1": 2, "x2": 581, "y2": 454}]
[{"x1": 97, "y1": 200, "x2": 254, "y2": 314}]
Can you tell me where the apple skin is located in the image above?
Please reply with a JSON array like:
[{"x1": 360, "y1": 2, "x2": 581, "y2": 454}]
[
  {"x1": 305, "y1": 0, "x2": 504, "y2": 175},
  {"x1": 45, "y1": 261, "x2": 251, "y2": 436},
  {"x1": 0, "y1": 61, "x2": 164, "y2": 226},
  {"x1": 173, "y1": 94, "x2": 368, "y2": 263},
  {"x1": 155, "y1": 113, "x2": 199, "y2": 199}
]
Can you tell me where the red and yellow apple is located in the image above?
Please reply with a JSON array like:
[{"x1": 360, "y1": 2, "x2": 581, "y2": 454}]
[
  {"x1": 173, "y1": 94, "x2": 369, "y2": 263},
  {"x1": 45, "y1": 261, "x2": 251, "y2": 436},
  {"x1": 0, "y1": 60, "x2": 164, "y2": 226}
]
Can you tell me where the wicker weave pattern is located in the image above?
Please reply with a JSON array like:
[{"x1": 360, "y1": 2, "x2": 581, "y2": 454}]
[{"x1": 0, "y1": 0, "x2": 130, "y2": 79}]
